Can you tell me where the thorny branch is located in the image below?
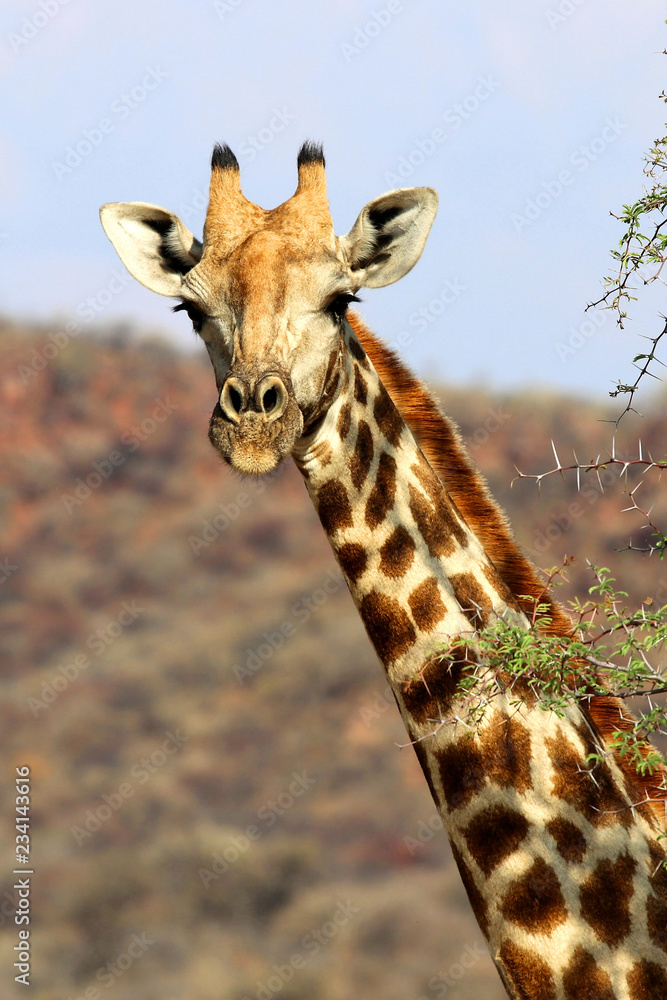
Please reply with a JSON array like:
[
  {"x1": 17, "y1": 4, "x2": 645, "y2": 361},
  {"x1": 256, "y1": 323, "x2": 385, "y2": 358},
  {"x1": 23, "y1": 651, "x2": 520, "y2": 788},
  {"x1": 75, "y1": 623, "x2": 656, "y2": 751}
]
[
  {"x1": 616, "y1": 485, "x2": 667, "y2": 557},
  {"x1": 606, "y1": 322, "x2": 667, "y2": 424},
  {"x1": 512, "y1": 444, "x2": 667, "y2": 488},
  {"x1": 512, "y1": 440, "x2": 667, "y2": 558}
]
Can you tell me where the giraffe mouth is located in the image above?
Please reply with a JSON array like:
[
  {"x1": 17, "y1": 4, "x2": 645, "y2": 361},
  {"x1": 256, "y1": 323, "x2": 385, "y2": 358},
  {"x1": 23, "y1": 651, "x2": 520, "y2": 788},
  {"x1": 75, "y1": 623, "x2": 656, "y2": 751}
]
[{"x1": 208, "y1": 401, "x2": 304, "y2": 475}]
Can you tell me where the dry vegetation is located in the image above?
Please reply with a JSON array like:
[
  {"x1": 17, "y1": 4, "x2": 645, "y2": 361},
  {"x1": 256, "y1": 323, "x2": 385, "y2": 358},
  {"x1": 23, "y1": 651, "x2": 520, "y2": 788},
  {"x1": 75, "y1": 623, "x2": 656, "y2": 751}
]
[{"x1": 1, "y1": 318, "x2": 666, "y2": 1000}]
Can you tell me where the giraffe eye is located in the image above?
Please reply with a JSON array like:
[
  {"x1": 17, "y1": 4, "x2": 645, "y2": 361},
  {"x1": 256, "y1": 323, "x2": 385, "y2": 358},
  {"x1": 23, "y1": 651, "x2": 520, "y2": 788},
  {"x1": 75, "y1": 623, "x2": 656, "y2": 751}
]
[
  {"x1": 325, "y1": 293, "x2": 361, "y2": 323},
  {"x1": 173, "y1": 299, "x2": 205, "y2": 332}
]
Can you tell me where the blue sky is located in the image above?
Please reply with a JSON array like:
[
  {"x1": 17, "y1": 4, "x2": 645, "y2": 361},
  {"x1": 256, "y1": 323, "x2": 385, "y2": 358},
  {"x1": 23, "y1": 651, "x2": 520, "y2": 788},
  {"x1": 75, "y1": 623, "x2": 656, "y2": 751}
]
[{"x1": 1, "y1": 0, "x2": 665, "y2": 394}]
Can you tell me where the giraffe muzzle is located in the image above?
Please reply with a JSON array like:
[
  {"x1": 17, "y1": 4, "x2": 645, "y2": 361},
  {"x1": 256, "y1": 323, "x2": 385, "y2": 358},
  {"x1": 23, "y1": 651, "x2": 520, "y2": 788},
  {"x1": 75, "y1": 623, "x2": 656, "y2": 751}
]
[
  {"x1": 209, "y1": 367, "x2": 303, "y2": 475},
  {"x1": 220, "y1": 374, "x2": 289, "y2": 424}
]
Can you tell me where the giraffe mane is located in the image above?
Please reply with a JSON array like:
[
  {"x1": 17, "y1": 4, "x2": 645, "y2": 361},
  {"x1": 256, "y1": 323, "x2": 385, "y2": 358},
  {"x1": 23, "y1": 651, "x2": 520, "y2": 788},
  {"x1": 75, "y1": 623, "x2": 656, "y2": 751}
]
[{"x1": 349, "y1": 311, "x2": 667, "y2": 828}]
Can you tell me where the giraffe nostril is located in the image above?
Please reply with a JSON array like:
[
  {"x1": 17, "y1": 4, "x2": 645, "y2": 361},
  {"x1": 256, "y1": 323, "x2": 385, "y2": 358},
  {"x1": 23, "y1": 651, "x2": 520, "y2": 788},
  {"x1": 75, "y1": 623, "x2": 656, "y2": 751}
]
[
  {"x1": 262, "y1": 387, "x2": 278, "y2": 413},
  {"x1": 229, "y1": 386, "x2": 243, "y2": 414},
  {"x1": 257, "y1": 376, "x2": 288, "y2": 422},
  {"x1": 220, "y1": 377, "x2": 248, "y2": 424}
]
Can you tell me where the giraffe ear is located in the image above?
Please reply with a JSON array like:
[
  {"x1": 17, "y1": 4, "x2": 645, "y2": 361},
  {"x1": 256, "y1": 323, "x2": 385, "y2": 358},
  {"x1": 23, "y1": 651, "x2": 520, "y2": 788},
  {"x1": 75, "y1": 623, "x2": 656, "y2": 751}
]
[
  {"x1": 99, "y1": 202, "x2": 202, "y2": 297},
  {"x1": 339, "y1": 187, "x2": 438, "y2": 288}
]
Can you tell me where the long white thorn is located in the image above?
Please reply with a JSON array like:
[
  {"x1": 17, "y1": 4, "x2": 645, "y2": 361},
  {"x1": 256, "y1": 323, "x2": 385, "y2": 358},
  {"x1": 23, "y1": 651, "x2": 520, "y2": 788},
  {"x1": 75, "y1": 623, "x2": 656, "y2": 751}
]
[{"x1": 551, "y1": 439, "x2": 562, "y2": 471}]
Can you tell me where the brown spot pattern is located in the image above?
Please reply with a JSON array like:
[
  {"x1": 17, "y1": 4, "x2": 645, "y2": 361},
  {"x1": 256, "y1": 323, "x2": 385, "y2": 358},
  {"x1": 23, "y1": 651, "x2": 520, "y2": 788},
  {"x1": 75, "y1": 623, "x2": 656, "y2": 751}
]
[
  {"x1": 450, "y1": 840, "x2": 489, "y2": 938},
  {"x1": 373, "y1": 381, "x2": 403, "y2": 446},
  {"x1": 350, "y1": 421, "x2": 373, "y2": 490},
  {"x1": 579, "y1": 852, "x2": 636, "y2": 946},
  {"x1": 412, "y1": 456, "x2": 468, "y2": 548},
  {"x1": 336, "y1": 543, "x2": 367, "y2": 583},
  {"x1": 450, "y1": 571, "x2": 493, "y2": 627},
  {"x1": 321, "y1": 371, "x2": 340, "y2": 412},
  {"x1": 317, "y1": 479, "x2": 353, "y2": 536},
  {"x1": 408, "y1": 482, "x2": 456, "y2": 560},
  {"x1": 545, "y1": 729, "x2": 633, "y2": 829},
  {"x1": 411, "y1": 734, "x2": 441, "y2": 806},
  {"x1": 401, "y1": 648, "x2": 472, "y2": 726},
  {"x1": 498, "y1": 940, "x2": 556, "y2": 1000},
  {"x1": 365, "y1": 453, "x2": 397, "y2": 529},
  {"x1": 337, "y1": 401, "x2": 351, "y2": 441},
  {"x1": 324, "y1": 345, "x2": 339, "y2": 377},
  {"x1": 575, "y1": 719, "x2": 645, "y2": 828},
  {"x1": 463, "y1": 804, "x2": 529, "y2": 876},
  {"x1": 650, "y1": 839, "x2": 667, "y2": 871},
  {"x1": 545, "y1": 817, "x2": 587, "y2": 864},
  {"x1": 348, "y1": 334, "x2": 370, "y2": 369},
  {"x1": 359, "y1": 590, "x2": 416, "y2": 665},
  {"x1": 435, "y1": 737, "x2": 486, "y2": 811},
  {"x1": 315, "y1": 346, "x2": 342, "y2": 417},
  {"x1": 379, "y1": 526, "x2": 415, "y2": 579},
  {"x1": 647, "y1": 888, "x2": 667, "y2": 954},
  {"x1": 627, "y1": 960, "x2": 667, "y2": 1000},
  {"x1": 408, "y1": 577, "x2": 446, "y2": 632},
  {"x1": 311, "y1": 440, "x2": 332, "y2": 467},
  {"x1": 500, "y1": 857, "x2": 567, "y2": 934},
  {"x1": 353, "y1": 366, "x2": 368, "y2": 405},
  {"x1": 563, "y1": 947, "x2": 616, "y2": 1000},
  {"x1": 647, "y1": 841, "x2": 667, "y2": 954},
  {"x1": 649, "y1": 840, "x2": 667, "y2": 891},
  {"x1": 479, "y1": 711, "x2": 533, "y2": 793}
]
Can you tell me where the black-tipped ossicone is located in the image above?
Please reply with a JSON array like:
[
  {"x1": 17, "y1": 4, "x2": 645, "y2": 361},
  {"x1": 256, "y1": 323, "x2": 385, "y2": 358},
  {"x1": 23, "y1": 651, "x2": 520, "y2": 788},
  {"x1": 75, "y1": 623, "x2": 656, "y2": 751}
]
[{"x1": 211, "y1": 143, "x2": 240, "y2": 171}]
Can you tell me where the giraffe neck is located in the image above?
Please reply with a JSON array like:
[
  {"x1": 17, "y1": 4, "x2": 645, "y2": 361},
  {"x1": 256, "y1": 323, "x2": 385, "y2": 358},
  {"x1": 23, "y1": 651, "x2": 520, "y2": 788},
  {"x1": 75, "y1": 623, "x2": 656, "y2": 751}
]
[
  {"x1": 293, "y1": 321, "x2": 667, "y2": 1000},
  {"x1": 294, "y1": 321, "x2": 524, "y2": 685}
]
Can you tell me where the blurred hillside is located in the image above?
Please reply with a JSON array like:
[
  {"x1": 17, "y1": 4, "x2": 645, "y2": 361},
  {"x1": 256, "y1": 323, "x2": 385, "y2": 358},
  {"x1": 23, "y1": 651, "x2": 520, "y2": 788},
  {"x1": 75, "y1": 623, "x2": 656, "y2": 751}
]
[{"x1": 1, "y1": 317, "x2": 666, "y2": 1000}]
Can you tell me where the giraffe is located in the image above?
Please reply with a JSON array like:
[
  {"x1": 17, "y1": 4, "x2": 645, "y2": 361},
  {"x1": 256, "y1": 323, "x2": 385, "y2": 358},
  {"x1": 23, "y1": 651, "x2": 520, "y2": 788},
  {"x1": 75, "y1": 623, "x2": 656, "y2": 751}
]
[{"x1": 100, "y1": 142, "x2": 667, "y2": 999}]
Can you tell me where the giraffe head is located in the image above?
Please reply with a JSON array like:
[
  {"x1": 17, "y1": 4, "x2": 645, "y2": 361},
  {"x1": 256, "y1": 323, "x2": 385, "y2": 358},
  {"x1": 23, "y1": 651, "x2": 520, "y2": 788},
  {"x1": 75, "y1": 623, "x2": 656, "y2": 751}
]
[{"x1": 100, "y1": 143, "x2": 437, "y2": 475}]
